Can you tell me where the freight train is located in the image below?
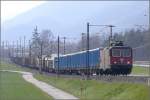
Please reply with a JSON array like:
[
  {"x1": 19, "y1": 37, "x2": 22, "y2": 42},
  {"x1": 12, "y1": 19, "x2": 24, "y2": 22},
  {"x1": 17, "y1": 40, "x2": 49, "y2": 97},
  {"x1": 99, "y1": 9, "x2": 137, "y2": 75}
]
[{"x1": 11, "y1": 41, "x2": 133, "y2": 75}]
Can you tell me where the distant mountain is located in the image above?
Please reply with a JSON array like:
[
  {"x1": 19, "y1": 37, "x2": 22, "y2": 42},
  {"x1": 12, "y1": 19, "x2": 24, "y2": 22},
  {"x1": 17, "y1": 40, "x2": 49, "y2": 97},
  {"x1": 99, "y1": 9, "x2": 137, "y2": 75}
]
[{"x1": 2, "y1": 1, "x2": 148, "y2": 42}]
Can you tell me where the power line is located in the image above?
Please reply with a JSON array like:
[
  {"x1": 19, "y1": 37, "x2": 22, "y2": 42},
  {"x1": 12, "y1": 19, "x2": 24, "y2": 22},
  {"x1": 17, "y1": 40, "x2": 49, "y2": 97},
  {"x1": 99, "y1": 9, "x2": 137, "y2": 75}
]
[
  {"x1": 86, "y1": 23, "x2": 116, "y2": 79},
  {"x1": 133, "y1": 43, "x2": 150, "y2": 50}
]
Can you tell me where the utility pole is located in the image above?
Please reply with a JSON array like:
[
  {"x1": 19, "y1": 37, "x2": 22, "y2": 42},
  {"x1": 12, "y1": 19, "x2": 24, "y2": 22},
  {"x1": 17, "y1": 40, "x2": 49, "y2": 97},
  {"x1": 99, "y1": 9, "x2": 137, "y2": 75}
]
[
  {"x1": 57, "y1": 36, "x2": 60, "y2": 77},
  {"x1": 63, "y1": 37, "x2": 66, "y2": 55},
  {"x1": 23, "y1": 36, "x2": 26, "y2": 65},
  {"x1": 86, "y1": 22, "x2": 90, "y2": 79},
  {"x1": 5, "y1": 41, "x2": 7, "y2": 59},
  {"x1": 20, "y1": 37, "x2": 23, "y2": 64},
  {"x1": 24, "y1": 36, "x2": 26, "y2": 57},
  {"x1": 0, "y1": 23, "x2": 2, "y2": 66},
  {"x1": 12, "y1": 41, "x2": 14, "y2": 57},
  {"x1": 22, "y1": 46, "x2": 23, "y2": 58},
  {"x1": 85, "y1": 23, "x2": 116, "y2": 78},
  {"x1": 50, "y1": 41, "x2": 53, "y2": 55},
  {"x1": 108, "y1": 25, "x2": 115, "y2": 46},
  {"x1": 148, "y1": 0, "x2": 150, "y2": 86},
  {"x1": 7, "y1": 41, "x2": 9, "y2": 58},
  {"x1": 87, "y1": 24, "x2": 115, "y2": 47},
  {"x1": 17, "y1": 40, "x2": 18, "y2": 57},
  {"x1": 7, "y1": 41, "x2": 10, "y2": 58},
  {"x1": 0, "y1": 40, "x2": 1, "y2": 63},
  {"x1": 10, "y1": 42, "x2": 12, "y2": 57},
  {"x1": 5, "y1": 41, "x2": 9, "y2": 60},
  {"x1": 81, "y1": 33, "x2": 85, "y2": 51},
  {"x1": 19, "y1": 37, "x2": 22, "y2": 57},
  {"x1": 2, "y1": 41, "x2": 4, "y2": 60},
  {"x1": 40, "y1": 40, "x2": 43, "y2": 74},
  {"x1": 29, "y1": 40, "x2": 32, "y2": 66}
]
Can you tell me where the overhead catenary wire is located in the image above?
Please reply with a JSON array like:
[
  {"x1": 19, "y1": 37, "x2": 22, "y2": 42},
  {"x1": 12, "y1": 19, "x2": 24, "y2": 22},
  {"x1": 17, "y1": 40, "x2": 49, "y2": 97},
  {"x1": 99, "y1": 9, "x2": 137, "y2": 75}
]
[{"x1": 132, "y1": 43, "x2": 150, "y2": 50}]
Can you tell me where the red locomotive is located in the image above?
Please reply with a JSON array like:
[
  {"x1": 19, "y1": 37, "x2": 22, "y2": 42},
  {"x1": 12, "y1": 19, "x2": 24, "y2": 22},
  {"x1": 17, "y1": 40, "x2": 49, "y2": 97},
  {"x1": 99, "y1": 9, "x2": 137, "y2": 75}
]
[{"x1": 101, "y1": 41, "x2": 132, "y2": 75}]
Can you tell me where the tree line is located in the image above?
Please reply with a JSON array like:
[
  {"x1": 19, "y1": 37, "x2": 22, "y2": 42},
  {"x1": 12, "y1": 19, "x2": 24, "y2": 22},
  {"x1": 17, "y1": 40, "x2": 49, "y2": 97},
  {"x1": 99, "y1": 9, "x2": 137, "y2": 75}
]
[
  {"x1": 30, "y1": 27, "x2": 150, "y2": 61},
  {"x1": 112, "y1": 28, "x2": 150, "y2": 60}
]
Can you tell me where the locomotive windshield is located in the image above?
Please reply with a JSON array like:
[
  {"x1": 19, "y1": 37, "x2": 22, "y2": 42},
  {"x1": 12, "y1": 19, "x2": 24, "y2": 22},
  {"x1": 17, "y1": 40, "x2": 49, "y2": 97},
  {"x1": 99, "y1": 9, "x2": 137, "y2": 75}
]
[
  {"x1": 112, "y1": 48, "x2": 131, "y2": 57},
  {"x1": 112, "y1": 49, "x2": 121, "y2": 57},
  {"x1": 122, "y1": 49, "x2": 131, "y2": 57}
]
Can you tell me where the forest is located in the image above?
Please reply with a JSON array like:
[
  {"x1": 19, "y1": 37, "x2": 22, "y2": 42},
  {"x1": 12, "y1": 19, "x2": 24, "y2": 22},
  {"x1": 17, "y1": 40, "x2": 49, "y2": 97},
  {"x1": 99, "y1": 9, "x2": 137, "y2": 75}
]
[{"x1": 30, "y1": 27, "x2": 150, "y2": 61}]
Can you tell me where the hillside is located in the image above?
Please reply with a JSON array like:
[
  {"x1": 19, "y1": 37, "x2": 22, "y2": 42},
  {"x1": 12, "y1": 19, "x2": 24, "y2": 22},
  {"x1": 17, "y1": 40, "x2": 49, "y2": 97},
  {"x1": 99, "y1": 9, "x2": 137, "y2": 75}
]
[{"x1": 2, "y1": 1, "x2": 148, "y2": 41}]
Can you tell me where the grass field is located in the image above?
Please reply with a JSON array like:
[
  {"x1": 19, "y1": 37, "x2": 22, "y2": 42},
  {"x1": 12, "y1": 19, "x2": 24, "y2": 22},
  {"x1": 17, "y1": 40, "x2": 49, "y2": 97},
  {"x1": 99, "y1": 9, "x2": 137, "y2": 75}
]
[
  {"x1": 0, "y1": 61, "x2": 53, "y2": 100},
  {"x1": 0, "y1": 61, "x2": 33, "y2": 72},
  {"x1": 0, "y1": 72, "x2": 53, "y2": 100},
  {"x1": 34, "y1": 73, "x2": 150, "y2": 100},
  {"x1": 132, "y1": 66, "x2": 150, "y2": 75},
  {"x1": 1, "y1": 60, "x2": 150, "y2": 100}
]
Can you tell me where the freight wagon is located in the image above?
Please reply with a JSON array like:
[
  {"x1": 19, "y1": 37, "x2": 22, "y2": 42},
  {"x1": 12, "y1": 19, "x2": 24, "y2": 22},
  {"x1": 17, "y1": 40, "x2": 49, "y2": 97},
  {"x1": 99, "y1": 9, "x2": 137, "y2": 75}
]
[
  {"x1": 54, "y1": 41, "x2": 132, "y2": 75},
  {"x1": 54, "y1": 48, "x2": 101, "y2": 74},
  {"x1": 11, "y1": 41, "x2": 132, "y2": 75}
]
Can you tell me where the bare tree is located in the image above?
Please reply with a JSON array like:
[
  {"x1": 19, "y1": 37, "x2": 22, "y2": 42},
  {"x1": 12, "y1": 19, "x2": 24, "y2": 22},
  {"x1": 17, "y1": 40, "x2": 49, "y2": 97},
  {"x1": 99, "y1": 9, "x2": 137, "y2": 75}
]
[
  {"x1": 40, "y1": 29, "x2": 54, "y2": 56},
  {"x1": 31, "y1": 27, "x2": 41, "y2": 58},
  {"x1": 77, "y1": 33, "x2": 104, "y2": 51},
  {"x1": 30, "y1": 27, "x2": 55, "y2": 58}
]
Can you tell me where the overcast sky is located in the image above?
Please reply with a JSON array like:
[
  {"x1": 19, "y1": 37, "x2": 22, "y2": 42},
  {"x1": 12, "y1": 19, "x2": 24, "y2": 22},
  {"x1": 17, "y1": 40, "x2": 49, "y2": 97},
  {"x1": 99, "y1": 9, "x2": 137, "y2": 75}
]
[
  {"x1": 1, "y1": 1, "x2": 149, "y2": 42},
  {"x1": 1, "y1": 1, "x2": 46, "y2": 23},
  {"x1": 2, "y1": 1, "x2": 148, "y2": 23}
]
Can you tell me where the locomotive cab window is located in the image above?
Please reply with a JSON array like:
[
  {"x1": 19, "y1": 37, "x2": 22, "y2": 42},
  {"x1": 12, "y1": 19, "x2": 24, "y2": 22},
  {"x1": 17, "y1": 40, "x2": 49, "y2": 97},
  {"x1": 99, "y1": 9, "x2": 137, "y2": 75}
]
[
  {"x1": 122, "y1": 49, "x2": 131, "y2": 57},
  {"x1": 112, "y1": 49, "x2": 121, "y2": 57}
]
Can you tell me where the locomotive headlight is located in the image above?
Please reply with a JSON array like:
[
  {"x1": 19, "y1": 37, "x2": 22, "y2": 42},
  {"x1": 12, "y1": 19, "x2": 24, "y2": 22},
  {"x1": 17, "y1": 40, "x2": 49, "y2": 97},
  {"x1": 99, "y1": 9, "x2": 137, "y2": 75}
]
[
  {"x1": 114, "y1": 61, "x2": 117, "y2": 64},
  {"x1": 127, "y1": 61, "x2": 130, "y2": 64}
]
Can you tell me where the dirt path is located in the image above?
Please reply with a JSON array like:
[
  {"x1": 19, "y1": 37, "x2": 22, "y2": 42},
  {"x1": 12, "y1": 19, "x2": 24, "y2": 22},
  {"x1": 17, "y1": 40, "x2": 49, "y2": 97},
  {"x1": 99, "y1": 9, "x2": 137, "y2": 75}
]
[{"x1": 0, "y1": 70, "x2": 79, "y2": 100}]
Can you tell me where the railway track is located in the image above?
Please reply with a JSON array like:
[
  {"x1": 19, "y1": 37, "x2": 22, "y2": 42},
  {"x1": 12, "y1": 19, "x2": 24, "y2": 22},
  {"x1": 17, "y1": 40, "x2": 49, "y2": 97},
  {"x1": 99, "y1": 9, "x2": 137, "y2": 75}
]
[
  {"x1": 92, "y1": 75, "x2": 150, "y2": 84},
  {"x1": 41, "y1": 72, "x2": 150, "y2": 85},
  {"x1": 9, "y1": 60, "x2": 150, "y2": 85}
]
